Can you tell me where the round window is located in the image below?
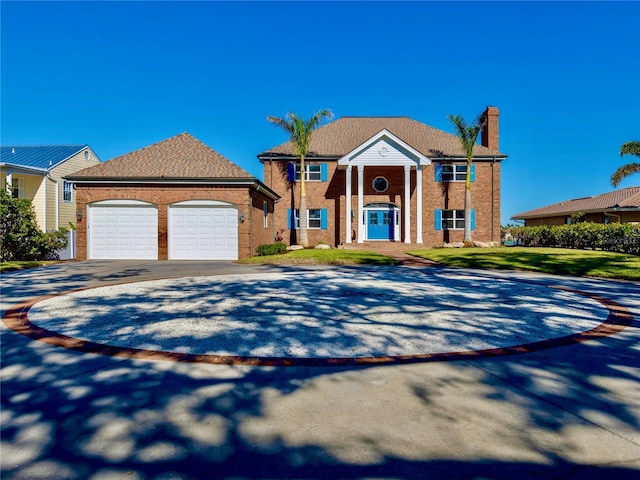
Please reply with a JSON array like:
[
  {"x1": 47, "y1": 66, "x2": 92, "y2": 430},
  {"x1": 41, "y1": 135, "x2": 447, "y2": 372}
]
[{"x1": 372, "y1": 176, "x2": 388, "y2": 193}]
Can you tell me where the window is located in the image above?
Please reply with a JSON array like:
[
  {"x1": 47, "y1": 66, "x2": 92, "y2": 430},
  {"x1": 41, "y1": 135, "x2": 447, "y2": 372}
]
[
  {"x1": 63, "y1": 181, "x2": 73, "y2": 202},
  {"x1": 443, "y1": 210, "x2": 465, "y2": 229},
  {"x1": 372, "y1": 176, "x2": 388, "y2": 192},
  {"x1": 295, "y1": 164, "x2": 322, "y2": 181},
  {"x1": 263, "y1": 201, "x2": 269, "y2": 228},
  {"x1": 288, "y1": 208, "x2": 328, "y2": 230},
  {"x1": 11, "y1": 178, "x2": 24, "y2": 198},
  {"x1": 435, "y1": 209, "x2": 475, "y2": 230},
  {"x1": 435, "y1": 164, "x2": 475, "y2": 182},
  {"x1": 287, "y1": 163, "x2": 328, "y2": 182}
]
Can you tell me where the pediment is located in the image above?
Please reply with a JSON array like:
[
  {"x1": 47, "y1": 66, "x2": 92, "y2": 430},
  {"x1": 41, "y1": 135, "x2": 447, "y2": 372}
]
[{"x1": 337, "y1": 129, "x2": 431, "y2": 167}]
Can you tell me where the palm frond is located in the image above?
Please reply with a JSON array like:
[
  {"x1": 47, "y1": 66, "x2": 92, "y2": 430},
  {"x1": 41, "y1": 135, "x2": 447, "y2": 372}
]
[
  {"x1": 611, "y1": 162, "x2": 640, "y2": 187},
  {"x1": 620, "y1": 141, "x2": 640, "y2": 158}
]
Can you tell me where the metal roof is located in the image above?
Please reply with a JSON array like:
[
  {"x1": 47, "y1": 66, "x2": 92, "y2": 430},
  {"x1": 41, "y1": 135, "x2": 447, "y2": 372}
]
[{"x1": 0, "y1": 145, "x2": 89, "y2": 170}]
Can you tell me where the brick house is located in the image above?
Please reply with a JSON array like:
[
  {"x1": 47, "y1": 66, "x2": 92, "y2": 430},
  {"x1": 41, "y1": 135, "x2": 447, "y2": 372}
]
[
  {"x1": 66, "y1": 133, "x2": 279, "y2": 260},
  {"x1": 258, "y1": 107, "x2": 507, "y2": 248},
  {"x1": 0, "y1": 144, "x2": 102, "y2": 259},
  {"x1": 512, "y1": 186, "x2": 640, "y2": 226}
]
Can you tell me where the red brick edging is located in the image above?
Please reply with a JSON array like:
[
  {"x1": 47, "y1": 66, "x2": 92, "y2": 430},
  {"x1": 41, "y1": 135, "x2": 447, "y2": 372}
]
[{"x1": 2, "y1": 285, "x2": 633, "y2": 367}]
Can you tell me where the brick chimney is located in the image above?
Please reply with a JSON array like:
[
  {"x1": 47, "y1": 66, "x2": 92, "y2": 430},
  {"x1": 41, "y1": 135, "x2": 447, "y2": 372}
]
[{"x1": 481, "y1": 106, "x2": 499, "y2": 151}]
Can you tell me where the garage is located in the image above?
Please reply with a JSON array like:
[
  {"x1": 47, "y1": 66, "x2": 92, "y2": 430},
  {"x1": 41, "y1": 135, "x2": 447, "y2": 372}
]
[
  {"x1": 169, "y1": 200, "x2": 238, "y2": 260},
  {"x1": 89, "y1": 200, "x2": 158, "y2": 259}
]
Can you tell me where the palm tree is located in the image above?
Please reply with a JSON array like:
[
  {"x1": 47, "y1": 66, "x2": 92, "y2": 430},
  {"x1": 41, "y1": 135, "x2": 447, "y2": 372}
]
[
  {"x1": 267, "y1": 109, "x2": 333, "y2": 247},
  {"x1": 611, "y1": 141, "x2": 640, "y2": 187},
  {"x1": 447, "y1": 113, "x2": 484, "y2": 246}
]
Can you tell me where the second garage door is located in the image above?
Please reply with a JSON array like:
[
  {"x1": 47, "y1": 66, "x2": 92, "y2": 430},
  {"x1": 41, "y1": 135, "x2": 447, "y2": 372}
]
[{"x1": 169, "y1": 201, "x2": 238, "y2": 260}]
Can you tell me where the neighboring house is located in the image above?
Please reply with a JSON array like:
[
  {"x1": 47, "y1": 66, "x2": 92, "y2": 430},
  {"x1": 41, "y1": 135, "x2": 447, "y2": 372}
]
[
  {"x1": 0, "y1": 144, "x2": 102, "y2": 259},
  {"x1": 65, "y1": 133, "x2": 279, "y2": 260},
  {"x1": 511, "y1": 186, "x2": 640, "y2": 226},
  {"x1": 257, "y1": 107, "x2": 507, "y2": 248}
]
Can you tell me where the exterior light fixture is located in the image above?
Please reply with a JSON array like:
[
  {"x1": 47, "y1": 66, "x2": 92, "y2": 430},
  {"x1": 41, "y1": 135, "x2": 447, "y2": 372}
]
[
  {"x1": 76, "y1": 209, "x2": 83, "y2": 222},
  {"x1": 239, "y1": 211, "x2": 246, "y2": 223}
]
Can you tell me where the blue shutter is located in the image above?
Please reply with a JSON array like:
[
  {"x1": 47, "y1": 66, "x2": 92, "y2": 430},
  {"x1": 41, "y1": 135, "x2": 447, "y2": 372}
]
[
  {"x1": 434, "y1": 163, "x2": 442, "y2": 182},
  {"x1": 471, "y1": 209, "x2": 476, "y2": 230},
  {"x1": 321, "y1": 208, "x2": 328, "y2": 230},
  {"x1": 287, "y1": 163, "x2": 295, "y2": 182},
  {"x1": 321, "y1": 163, "x2": 328, "y2": 182},
  {"x1": 470, "y1": 164, "x2": 476, "y2": 182},
  {"x1": 288, "y1": 209, "x2": 295, "y2": 230},
  {"x1": 435, "y1": 209, "x2": 442, "y2": 231}
]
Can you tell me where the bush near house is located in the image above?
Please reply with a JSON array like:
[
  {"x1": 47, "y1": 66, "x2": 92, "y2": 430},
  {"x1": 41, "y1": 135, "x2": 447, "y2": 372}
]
[
  {"x1": 256, "y1": 242, "x2": 287, "y2": 256},
  {"x1": 0, "y1": 187, "x2": 68, "y2": 261},
  {"x1": 511, "y1": 223, "x2": 640, "y2": 255}
]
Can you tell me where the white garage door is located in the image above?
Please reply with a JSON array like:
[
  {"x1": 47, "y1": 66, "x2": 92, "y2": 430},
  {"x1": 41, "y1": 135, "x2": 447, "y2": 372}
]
[
  {"x1": 169, "y1": 201, "x2": 238, "y2": 260},
  {"x1": 89, "y1": 201, "x2": 158, "y2": 260}
]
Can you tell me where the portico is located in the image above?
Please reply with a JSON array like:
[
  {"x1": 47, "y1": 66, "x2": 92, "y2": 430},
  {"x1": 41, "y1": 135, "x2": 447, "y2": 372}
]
[{"x1": 338, "y1": 130, "x2": 431, "y2": 244}]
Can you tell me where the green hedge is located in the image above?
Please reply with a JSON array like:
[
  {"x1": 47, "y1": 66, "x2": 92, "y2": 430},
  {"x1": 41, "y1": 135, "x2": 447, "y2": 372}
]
[
  {"x1": 511, "y1": 223, "x2": 640, "y2": 255},
  {"x1": 256, "y1": 242, "x2": 287, "y2": 256}
]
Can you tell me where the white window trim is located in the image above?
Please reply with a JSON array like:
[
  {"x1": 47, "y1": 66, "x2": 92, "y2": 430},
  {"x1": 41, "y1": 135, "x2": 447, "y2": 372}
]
[
  {"x1": 441, "y1": 209, "x2": 466, "y2": 230},
  {"x1": 263, "y1": 201, "x2": 269, "y2": 228},
  {"x1": 441, "y1": 164, "x2": 468, "y2": 182},
  {"x1": 295, "y1": 164, "x2": 322, "y2": 182},
  {"x1": 63, "y1": 181, "x2": 73, "y2": 203},
  {"x1": 293, "y1": 208, "x2": 322, "y2": 229},
  {"x1": 12, "y1": 178, "x2": 25, "y2": 198}
]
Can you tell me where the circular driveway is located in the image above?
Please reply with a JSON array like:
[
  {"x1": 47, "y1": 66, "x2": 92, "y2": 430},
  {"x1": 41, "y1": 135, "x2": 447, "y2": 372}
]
[{"x1": 11, "y1": 268, "x2": 630, "y2": 365}]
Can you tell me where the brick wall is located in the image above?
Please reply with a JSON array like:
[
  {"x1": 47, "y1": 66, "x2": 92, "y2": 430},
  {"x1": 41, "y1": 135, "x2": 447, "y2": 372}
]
[
  {"x1": 264, "y1": 159, "x2": 502, "y2": 248},
  {"x1": 75, "y1": 183, "x2": 275, "y2": 259}
]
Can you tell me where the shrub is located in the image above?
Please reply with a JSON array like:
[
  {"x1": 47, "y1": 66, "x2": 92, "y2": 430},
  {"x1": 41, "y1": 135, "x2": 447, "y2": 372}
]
[
  {"x1": 0, "y1": 187, "x2": 68, "y2": 261},
  {"x1": 256, "y1": 242, "x2": 287, "y2": 256},
  {"x1": 511, "y1": 222, "x2": 640, "y2": 255}
]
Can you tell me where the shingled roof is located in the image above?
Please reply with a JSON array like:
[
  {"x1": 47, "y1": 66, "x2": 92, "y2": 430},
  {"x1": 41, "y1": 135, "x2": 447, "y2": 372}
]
[
  {"x1": 512, "y1": 186, "x2": 640, "y2": 220},
  {"x1": 67, "y1": 133, "x2": 252, "y2": 180},
  {"x1": 258, "y1": 116, "x2": 507, "y2": 160}
]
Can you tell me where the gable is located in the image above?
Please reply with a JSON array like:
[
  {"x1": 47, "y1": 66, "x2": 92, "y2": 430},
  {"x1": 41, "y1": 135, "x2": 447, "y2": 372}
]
[{"x1": 338, "y1": 130, "x2": 430, "y2": 167}]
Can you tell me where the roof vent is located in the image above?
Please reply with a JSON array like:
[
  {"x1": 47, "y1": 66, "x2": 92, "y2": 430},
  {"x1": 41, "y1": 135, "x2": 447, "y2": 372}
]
[{"x1": 11, "y1": 148, "x2": 15, "y2": 154}]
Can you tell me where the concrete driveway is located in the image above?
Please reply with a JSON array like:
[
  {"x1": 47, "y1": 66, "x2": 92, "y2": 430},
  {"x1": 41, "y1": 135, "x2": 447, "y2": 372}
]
[{"x1": 1, "y1": 260, "x2": 639, "y2": 479}]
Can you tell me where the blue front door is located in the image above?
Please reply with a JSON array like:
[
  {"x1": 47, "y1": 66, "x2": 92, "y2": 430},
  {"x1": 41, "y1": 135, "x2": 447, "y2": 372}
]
[{"x1": 367, "y1": 209, "x2": 394, "y2": 240}]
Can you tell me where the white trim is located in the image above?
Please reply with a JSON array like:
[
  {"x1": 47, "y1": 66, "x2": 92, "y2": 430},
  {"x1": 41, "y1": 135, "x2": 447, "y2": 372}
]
[
  {"x1": 404, "y1": 165, "x2": 411, "y2": 243},
  {"x1": 364, "y1": 203, "x2": 400, "y2": 241},
  {"x1": 416, "y1": 165, "x2": 423, "y2": 243},
  {"x1": 345, "y1": 165, "x2": 352, "y2": 243},
  {"x1": 337, "y1": 129, "x2": 431, "y2": 167},
  {"x1": 357, "y1": 165, "x2": 364, "y2": 243},
  {"x1": 170, "y1": 200, "x2": 235, "y2": 207},
  {"x1": 90, "y1": 199, "x2": 156, "y2": 206}
]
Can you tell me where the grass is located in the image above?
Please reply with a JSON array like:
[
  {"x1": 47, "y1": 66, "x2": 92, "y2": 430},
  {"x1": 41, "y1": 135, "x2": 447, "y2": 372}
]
[
  {"x1": 0, "y1": 260, "x2": 63, "y2": 273},
  {"x1": 238, "y1": 249, "x2": 400, "y2": 266},
  {"x1": 406, "y1": 247, "x2": 640, "y2": 281}
]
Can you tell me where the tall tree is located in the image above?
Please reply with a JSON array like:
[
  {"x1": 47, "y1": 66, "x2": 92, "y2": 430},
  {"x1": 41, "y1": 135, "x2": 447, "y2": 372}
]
[
  {"x1": 267, "y1": 109, "x2": 333, "y2": 247},
  {"x1": 611, "y1": 141, "x2": 640, "y2": 187},
  {"x1": 447, "y1": 113, "x2": 484, "y2": 246}
]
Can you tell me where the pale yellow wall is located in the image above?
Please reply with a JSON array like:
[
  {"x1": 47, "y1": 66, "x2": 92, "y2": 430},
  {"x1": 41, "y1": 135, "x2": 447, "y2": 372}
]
[
  {"x1": 51, "y1": 148, "x2": 101, "y2": 229},
  {"x1": 1, "y1": 147, "x2": 100, "y2": 231},
  {"x1": 0, "y1": 171, "x2": 46, "y2": 228}
]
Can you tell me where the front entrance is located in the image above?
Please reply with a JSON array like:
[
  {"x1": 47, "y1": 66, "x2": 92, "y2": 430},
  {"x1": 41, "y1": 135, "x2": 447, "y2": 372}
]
[{"x1": 365, "y1": 204, "x2": 400, "y2": 241}]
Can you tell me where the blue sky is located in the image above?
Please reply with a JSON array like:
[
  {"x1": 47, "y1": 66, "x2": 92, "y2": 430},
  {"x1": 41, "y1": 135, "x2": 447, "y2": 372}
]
[{"x1": 2, "y1": 1, "x2": 639, "y2": 225}]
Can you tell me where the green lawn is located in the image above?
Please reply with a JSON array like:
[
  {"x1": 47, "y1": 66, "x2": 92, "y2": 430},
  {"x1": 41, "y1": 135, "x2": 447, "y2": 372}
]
[
  {"x1": 0, "y1": 260, "x2": 63, "y2": 273},
  {"x1": 238, "y1": 249, "x2": 400, "y2": 266},
  {"x1": 406, "y1": 247, "x2": 640, "y2": 281}
]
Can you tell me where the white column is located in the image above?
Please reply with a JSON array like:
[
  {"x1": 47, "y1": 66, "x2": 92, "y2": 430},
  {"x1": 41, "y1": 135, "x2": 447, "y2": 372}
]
[
  {"x1": 345, "y1": 165, "x2": 352, "y2": 243},
  {"x1": 357, "y1": 165, "x2": 364, "y2": 243},
  {"x1": 404, "y1": 165, "x2": 411, "y2": 243},
  {"x1": 5, "y1": 172, "x2": 12, "y2": 194},
  {"x1": 416, "y1": 165, "x2": 423, "y2": 244}
]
